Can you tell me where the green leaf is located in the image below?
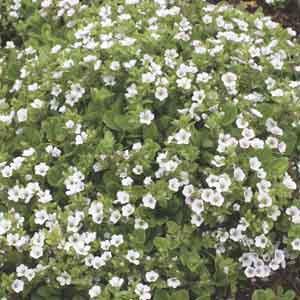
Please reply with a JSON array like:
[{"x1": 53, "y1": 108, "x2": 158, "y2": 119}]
[
  {"x1": 35, "y1": 286, "x2": 60, "y2": 298},
  {"x1": 222, "y1": 103, "x2": 237, "y2": 126},
  {"x1": 130, "y1": 229, "x2": 146, "y2": 246},
  {"x1": 180, "y1": 249, "x2": 201, "y2": 272},
  {"x1": 31, "y1": 295, "x2": 42, "y2": 300},
  {"x1": 72, "y1": 296, "x2": 86, "y2": 300},
  {"x1": 268, "y1": 157, "x2": 289, "y2": 177},
  {"x1": 282, "y1": 290, "x2": 296, "y2": 300},
  {"x1": 97, "y1": 131, "x2": 115, "y2": 153},
  {"x1": 103, "y1": 111, "x2": 120, "y2": 131},
  {"x1": 91, "y1": 87, "x2": 112, "y2": 103},
  {"x1": 167, "y1": 221, "x2": 180, "y2": 235},
  {"x1": 22, "y1": 126, "x2": 41, "y2": 145},
  {"x1": 43, "y1": 117, "x2": 66, "y2": 142},
  {"x1": 252, "y1": 289, "x2": 276, "y2": 300},
  {"x1": 282, "y1": 131, "x2": 298, "y2": 155},
  {"x1": 154, "y1": 290, "x2": 170, "y2": 300},
  {"x1": 173, "y1": 289, "x2": 190, "y2": 300},
  {"x1": 153, "y1": 237, "x2": 169, "y2": 252},
  {"x1": 47, "y1": 165, "x2": 65, "y2": 187},
  {"x1": 143, "y1": 123, "x2": 159, "y2": 140},
  {"x1": 41, "y1": 23, "x2": 52, "y2": 41}
]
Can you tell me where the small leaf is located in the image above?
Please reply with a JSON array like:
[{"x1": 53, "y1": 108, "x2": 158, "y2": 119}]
[
  {"x1": 153, "y1": 237, "x2": 169, "y2": 252},
  {"x1": 47, "y1": 165, "x2": 65, "y2": 187},
  {"x1": 91, "y1": 87, "x2": 112, "y2": 103},
  {"x1": 282, "y1": 290, "x2": 296, "y2": 300},
  {"x1": 222, "y1": 103, "x2": 237, "y2": 126},
  {"x1": 103, "y1": 111, "x2": 120, "y2": 131},
  {"x1": 173, "y1": 289, "x2": 190, "y2": 300},
  {"x1": 252, "y1": 289, "x2": 276, "y2": 300},
  {"x1": 268, "y1": 157, "x2": 289, "y2": 177},
  {"x1": 154, "y1": 290, "x2": 170, "y2": 300}
]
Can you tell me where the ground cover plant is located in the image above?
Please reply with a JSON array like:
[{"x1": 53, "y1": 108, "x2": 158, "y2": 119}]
[{"x1": 0, "y1": 0, "x2": 300, "y2": 299}]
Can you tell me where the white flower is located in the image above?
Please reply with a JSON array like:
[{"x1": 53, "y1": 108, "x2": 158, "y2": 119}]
[
  {"x1": 56, "y1": 272, "x2": 71, "y2": 286},
  {"x1": 0, "y1": 218, "x2": 11, "y2": 235},
  {"x1": 174, "y1": 129, "x2": 191, "y2": 144},
  {"x1": 234, "y1": 167, "x2": 246, "y2": 182},
  {"x1": 94, "y1": 60, "x2": 102, "y2": 70},
  {"x1": 221, "y1": 72, "x2": 237, "y2": 88},
  {"x1": 255, "y1": 235, "x2": 268, "y2": 249},
  {"x1": 109, "y1": 276, "x2": 124, "y2": 288},
  {"x1": 22, "y1": 147, "x2": 35, "y2": 157},
  {"x1": 176, "y1": 77, "x2": 192, "y2": 90},
  {"x1": 110, "y1": 234, "x2": 124, "y2": 247},
  {"x1": 145, "y1": 270, "x2": 159, "y2": 282},
  {"x1": 45, "y1": 145, "x2": 61, "y2": 158},
  {"x1": 135, "y1": 283, "x2": 151, "y2": 300},
  {"x1": 114, "y1": 191, "x2": 130, "y2": 204},
  {"x1": 167, "y1": 277, "x2": 181, "y2": 288},
  {"x1": 121, "y1": 176, "x2": 133, "y2": 186},
  {"x1": 249, "y1": 157, "x2": 261, "y2": 171},
  {"x1": 244, "y1": 267, "x2": 256, "y2": 278},
  {"x1": 191, "y1": 199, "x2": 204, "y2": 215},
  {"x1": 216, "y1": 174, "x2": 231, "y2": 192},
  {"x1": 206, "y1": 175, "x2": 219, "y2": 188},
  {"x1": 125, "y1": 0, "x2": 140, "y2": 5},
  {"x1": 51, "y1": 44, "x2": 61, "y2": 54},
  {"x1": 291, "y1": 238, "x2": 300, "y2": 251},
  {"x1": 155, "y1": 86, "x2": 168, "y2": 101},
  {"x1": 182, "y1": 184, "x2": 194, "y2": 197},
  {"x1": 1, "y1": 166, "x2": 13, "y2": 178},
  {"x1": 38, "y1": 189, "x2": 53, "y2": 203},
  {"x1": 134, "y1": 218, "x2": 149, "y2": 230},
  {"x1": 250, "y1": 138, "x2": 264, "y2": 150},
  {"x1": 257, "y1": 192, "x2": 272, "y2": 208},
  {"x1": 92, "y1": 256, "x2": 105, "y2": 269},
  {"x1": 11, "y1": 279, "x2": 24, "y2": 293},
  {"x1": 88, "y1": 201, "x2": 104, "y2": 224},
  {"x1": 31, "y1": 98, "x2": 44, "y2": 109},
  {"x1": 66, "y1": 120, "x2": 75, "y2": 128},
  {"x1": 121, "y1": 204, "x2": 135, "y2": 217},
  {"x1": 266, "y1": 136, "x2": 278, "y2": 149},
  {"x1": 89, "y1": 285, "x2": 102, "y2": 298},
  {"x1": 109, "y1": 210, "x2": 121, "y2": 224},
  {"x1": 34, "y1": 163, "x2": 49, "y2": 177},
  {"x1": 24, "y1": 268, "x2": 35, "y2": 282},
  {"x1": 142, "y1": 72, "x2": 155, "y2": 83},
  {"x1": 16, "y1": 264, "x2": 28, "y2": 277},
  {"x1": 278, "y1": 141, "x2": 286, "y2": 153},
  {"x1": 125, "y1": 83, "x2": 138, "y2": 98},
  {"x1": 34, "y1": 210, "x2": 48, "y2": 225},
  {"x1": 142, "y1": 193, "x2": 157, "y2": 209},
  {"x1": 209, "y1": 191, "x2": 224, "y2": 207},
  {"x1": 168, "y1": 178, "x2": 181, "y2": 192},
  {"x1": 283, "y1": 173, "x2": 297, "y2": 190},
  {"x1": 28, "y1": 83, "x2": 39, "y2": 92},
  {"x1": 133, "y1": 164, "x2": 143, "y2": 175},
  {"x1": 30, "y1": 246, "x2": 43, "y2": 259},
  {"x1": 64, "y1": 168, "x2": 85, "y2": 196},
  {"x1": 191, "y1": 214, "x2": 204, "y2": 227},
  {"x1": 125, "y1": 249, "x2": 140, "y2": 265},
  {"x1": 140, "y1": 110, "x2": 154, "y2": 125},
  {"x1": 286, "y1": 206, "x2": 300, "y2": 224},
  {"x1": 17, "y1": 108, "x2": 28, "y2": 122},
  {"x1": 110, "y1": 61, "x2": 120, "y2": 71}
]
